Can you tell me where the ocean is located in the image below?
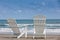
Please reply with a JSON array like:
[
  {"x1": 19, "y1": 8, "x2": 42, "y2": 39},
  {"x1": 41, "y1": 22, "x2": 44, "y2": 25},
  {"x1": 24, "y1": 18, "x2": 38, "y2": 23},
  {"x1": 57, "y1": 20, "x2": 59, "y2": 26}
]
[
  {"x1": 0, "y1": 19, "x2": 60, "y2": 35},
  {"x1": 0, "y1": 19, "x2": 60, "y2": 28}
]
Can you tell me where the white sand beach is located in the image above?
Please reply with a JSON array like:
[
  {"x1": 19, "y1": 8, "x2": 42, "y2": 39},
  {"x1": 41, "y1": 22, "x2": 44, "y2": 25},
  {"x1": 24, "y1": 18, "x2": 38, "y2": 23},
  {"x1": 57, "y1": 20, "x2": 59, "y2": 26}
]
[{"x1": 0, "y1": 28, "x2": 60, "y2": 40}]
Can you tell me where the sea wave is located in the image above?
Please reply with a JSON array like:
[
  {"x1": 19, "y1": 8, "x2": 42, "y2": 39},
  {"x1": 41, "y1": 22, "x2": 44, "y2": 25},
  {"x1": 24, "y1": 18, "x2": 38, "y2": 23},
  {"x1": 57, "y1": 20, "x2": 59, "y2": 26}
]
[
  {"x1": 0, "y1": 24, "x2": 60, "y2": 35},
  {"x1": 5, "y1": 24, "x2": 60, "y2": 26},
  {"x1": 0, "y1": 28, "x2": 60, "y2": 35}
]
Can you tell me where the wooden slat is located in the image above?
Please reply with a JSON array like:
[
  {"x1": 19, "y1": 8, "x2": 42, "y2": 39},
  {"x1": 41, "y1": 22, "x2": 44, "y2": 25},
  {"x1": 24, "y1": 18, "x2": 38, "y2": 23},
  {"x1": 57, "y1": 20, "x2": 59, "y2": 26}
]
[
  {"x1": 33, "y1": 15, "x2": 46, "y2": 36},
  {"x1": 7, "y1": 18, "x2": 20, "y2": 35}
]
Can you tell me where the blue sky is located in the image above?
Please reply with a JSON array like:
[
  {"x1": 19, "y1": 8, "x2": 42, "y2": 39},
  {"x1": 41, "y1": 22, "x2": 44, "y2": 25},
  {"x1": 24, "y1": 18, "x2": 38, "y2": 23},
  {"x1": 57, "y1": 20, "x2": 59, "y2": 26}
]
[{"x1": 0, "y1": 0, "x2": 60, "y2": 19}]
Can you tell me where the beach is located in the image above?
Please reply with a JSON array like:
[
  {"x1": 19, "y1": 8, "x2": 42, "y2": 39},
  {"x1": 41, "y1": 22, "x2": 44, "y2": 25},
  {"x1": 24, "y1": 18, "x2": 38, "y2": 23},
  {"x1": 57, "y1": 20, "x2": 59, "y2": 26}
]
[
  {"x1": 0, "y1": 35, "x2": 60, "y2": 40},
  {"x1": 0, "y1": 26, "x2": 60, "y2": 40},
  {"x1": 0, "y1": 19, "x2": 60, "y2": 40},
  {"x1": 0, "y1": 0, "x2": 60, "y2": 40},
  {"x1": 0, "y1": 32, "x2": 60, "y2": 40}
]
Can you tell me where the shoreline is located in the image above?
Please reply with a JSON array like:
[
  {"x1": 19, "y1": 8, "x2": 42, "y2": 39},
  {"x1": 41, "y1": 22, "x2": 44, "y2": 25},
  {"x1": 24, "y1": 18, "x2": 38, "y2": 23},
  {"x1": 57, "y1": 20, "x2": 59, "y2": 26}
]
[
  {"x1": 0, "y1": 28, "x2": 60, "y2": 35},
  {"x1": 0, "y1": 35, "x2": 60, "y2": 40}
]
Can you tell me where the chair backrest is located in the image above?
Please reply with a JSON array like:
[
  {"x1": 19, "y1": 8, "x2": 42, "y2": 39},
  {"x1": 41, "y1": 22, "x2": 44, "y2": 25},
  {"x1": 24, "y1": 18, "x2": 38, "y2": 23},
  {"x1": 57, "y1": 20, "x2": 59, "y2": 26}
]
[
  {"x1": 7, "y1": 18, "x2": 20, "y2": 35},
  {"x1": 33, "y1": 15, "x2": 46, "y2": 36}
]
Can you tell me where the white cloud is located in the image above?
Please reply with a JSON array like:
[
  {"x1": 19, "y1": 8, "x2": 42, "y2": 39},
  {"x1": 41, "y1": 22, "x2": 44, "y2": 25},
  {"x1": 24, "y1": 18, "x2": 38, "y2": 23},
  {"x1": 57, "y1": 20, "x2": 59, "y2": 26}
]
[
  {"x1": 56, "y1": 9, "x2": 60, "y2": 12},
  {"x1": 17, "y1": 10, "x2": 22, "y2": 13},
  {"x1": 13, "y1": 10, "x2": 22, "y2": 14},
  {"x1": 42, "y1": 2, "x2": 46, "y2": 6}
]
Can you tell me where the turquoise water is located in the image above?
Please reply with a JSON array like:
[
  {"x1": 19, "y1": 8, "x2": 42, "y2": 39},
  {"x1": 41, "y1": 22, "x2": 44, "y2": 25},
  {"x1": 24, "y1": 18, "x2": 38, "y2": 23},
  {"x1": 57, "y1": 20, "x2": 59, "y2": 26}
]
[
  {"x1": 0, "y1": 19, "x2": 60, "y2": 24},
  {"x1": 0, "y1": 19, "x2": 60, "y2": 29}
]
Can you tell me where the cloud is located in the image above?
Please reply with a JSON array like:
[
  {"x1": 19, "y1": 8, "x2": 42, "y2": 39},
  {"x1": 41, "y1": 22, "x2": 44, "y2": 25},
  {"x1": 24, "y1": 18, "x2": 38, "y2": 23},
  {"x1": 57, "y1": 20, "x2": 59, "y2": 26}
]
[
  {"x1": 55, "y1": 9, "x2": 60, "y2": 13},
  {"x1": 17, "y1": 10, "x2": 22, "y2": 13},
  {"x1": 42, "y1": 2, "x2": 46, "y2": 6},
  {"x1": 12, "y1": 10, "x2": 22, "y2": 14}
]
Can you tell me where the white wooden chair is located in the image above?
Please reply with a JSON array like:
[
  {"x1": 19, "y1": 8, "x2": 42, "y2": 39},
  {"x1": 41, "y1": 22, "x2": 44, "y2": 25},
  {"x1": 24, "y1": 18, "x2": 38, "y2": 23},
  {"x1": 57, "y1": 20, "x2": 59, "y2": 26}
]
[
  {"x1": 33, "y1": 15, "x2": 46, "y2": 39},
  {"x1": 7, "y1": 18, "x2": 26, "y2": 38}
]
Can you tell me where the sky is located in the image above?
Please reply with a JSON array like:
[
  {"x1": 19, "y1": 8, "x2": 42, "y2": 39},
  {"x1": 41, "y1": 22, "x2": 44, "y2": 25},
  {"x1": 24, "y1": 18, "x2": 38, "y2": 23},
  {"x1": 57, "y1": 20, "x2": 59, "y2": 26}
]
[{"x1": 0, "y1": 0, "x2": 60, "y2": 19}]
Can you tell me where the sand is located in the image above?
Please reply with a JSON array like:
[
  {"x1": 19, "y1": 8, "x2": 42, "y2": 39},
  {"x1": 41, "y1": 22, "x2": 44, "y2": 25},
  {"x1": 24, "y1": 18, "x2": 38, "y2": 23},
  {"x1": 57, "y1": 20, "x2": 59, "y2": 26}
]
[{"x1": 0, "y1": 35, "x2": 60, "y2": 40}]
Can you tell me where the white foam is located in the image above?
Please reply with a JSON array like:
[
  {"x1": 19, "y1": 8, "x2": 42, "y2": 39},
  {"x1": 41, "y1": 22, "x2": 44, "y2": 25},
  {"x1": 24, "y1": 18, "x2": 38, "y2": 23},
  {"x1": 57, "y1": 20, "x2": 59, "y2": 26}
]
[
  {"x1": 1, "y1": 24, "x2": 60, "y2": 35},
  {"x1": 5, "y1": 24, "x2": 60, "y2": 26},
  {"x1": 0, "y1": 28, "x2": 60, "y2": 35},
  {"x1": 43, "y1": 29, "x2": 60, "y2": 35}
]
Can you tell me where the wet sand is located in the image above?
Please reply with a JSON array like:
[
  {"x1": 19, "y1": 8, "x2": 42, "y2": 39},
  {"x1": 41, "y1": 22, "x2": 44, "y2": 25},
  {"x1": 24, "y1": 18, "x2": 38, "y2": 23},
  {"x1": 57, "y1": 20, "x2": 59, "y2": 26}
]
[
  {"x1": 0, "y1": 35, "x2": 60, "y2": 40},
  {"x1": 0, "y1": 37, "x2": 58, "y2": 40}
]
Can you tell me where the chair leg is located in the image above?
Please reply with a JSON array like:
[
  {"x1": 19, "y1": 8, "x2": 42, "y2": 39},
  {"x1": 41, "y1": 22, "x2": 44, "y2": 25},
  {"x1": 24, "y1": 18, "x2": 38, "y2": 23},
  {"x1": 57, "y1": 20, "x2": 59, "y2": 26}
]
[
  {"x1": 25, "y1": 26, "x2": 27, "y2": 38},
  {"x1": 33, "y1": 35, "x2": 35, "y2": 39},
  {"x1": 45, "y1": 34, "x2": 46, "y2": 40}
]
